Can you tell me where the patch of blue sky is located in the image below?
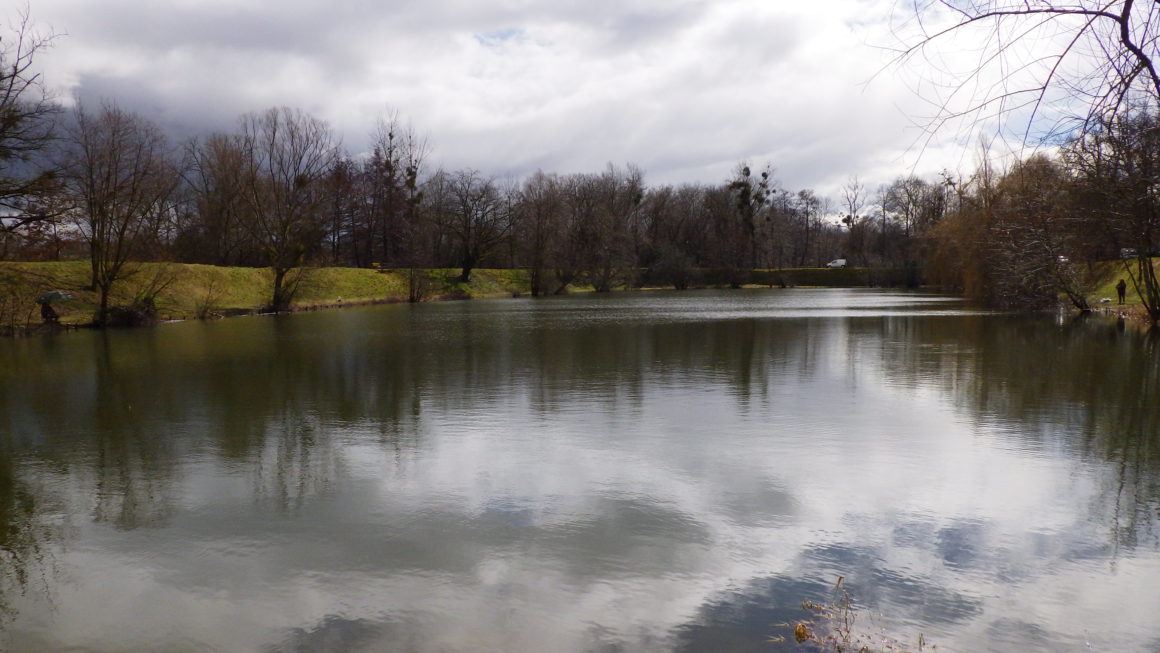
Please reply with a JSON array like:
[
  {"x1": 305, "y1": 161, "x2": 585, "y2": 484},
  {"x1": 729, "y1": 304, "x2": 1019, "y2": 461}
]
[{"x1": 475, "y1": 27, "x2": 527, "y2": 48}]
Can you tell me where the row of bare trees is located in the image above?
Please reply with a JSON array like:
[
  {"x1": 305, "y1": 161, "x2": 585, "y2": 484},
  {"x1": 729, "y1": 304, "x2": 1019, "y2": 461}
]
[
  {"x1": 14, "y1": 116, "x2": 950, "y2": 281},
  {"x1": 0, "y1": 8, "x2": 949, "y2": 323},
  {"x1": 8, "y1": 100, "x2": 904, "y2": 308},
  {"x1": 888, "y1": 0, "x2": 1160, "y2": 325},
  {"x1": 923, "y1": 108, "x2": 1160, "y2": 322},
  {"x1": 28, "y1": 104, "x2": 343, "y2": 320}
]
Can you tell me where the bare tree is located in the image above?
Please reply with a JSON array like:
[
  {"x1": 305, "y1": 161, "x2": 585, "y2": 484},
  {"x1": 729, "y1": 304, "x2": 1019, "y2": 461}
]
[
  {"x1": 588, "y1": 164, "x2": 644, "y2": 291},
  {"x1": 884, "y1": 176, "x2": 934, "y2": 238},
  {"x1": 63, "y1": 103, "x2": 179, "y2": 323},
  {"x1": 641, "y1": 183, "x2": 706, "y2": 289},
  {"x1": 322, "y1": 155, "x2": 356, "y2": 265},
  {"x1": 793, "y1": 189, "x2": 821, "y2": 267},
  {"x1": 180, "y1": 133, "x2": 256, "y2": 265},
  {"x1": 365, "y1": 112, "x2": 428, "y2": 268},
  {"x1": 427, "y1": 168, "x2": 511, "y2": 284},
  {"x1": 1065, "y1": 110, "x2": 1160, "y2": 321},
  {"x1": 705, "y1": 164, "x2": 774, "y2": 286},
  {"x1": 0, "y1": 8, "x2": 61, "y2": 241},
  {"x1": 237, "y1": 107, "x2": 340, "y2": 311},
  {"x1": 841, "y1": 175, "x2": 865, "y2": 225},
  {"x1": 988, "y1": 154, "x2": 1092, "y2": 308},
  {"x1": 726, "y1": 163, "x2": 774, "y2": 271},
  {"x1": 514, "y1": 170, "x2": 564, "y2": 296},
  {"x1": 558, "y1": 165, "x2": 643, "y2": 292},
  {"x1": 893, "y1": 0, "x2": 1160, "y2": 147},
  {"x1": 838, "y1": 176, "x2": 868, "y2": 264}
]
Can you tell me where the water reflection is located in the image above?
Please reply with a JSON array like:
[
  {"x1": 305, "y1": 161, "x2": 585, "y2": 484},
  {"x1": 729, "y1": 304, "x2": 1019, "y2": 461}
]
[
  {"x1": 864, "y1": 313, "x2": 1160, "y2": 555},
  {"x1": 0, "y1": 290, "x2": 1156, "y2": 651},
  {"x1": 0, "y1": 443, "x2": 56, "y2": 623}
]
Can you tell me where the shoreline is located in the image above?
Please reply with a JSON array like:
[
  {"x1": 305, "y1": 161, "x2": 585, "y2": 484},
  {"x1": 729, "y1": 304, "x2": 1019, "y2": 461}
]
[
  {"x1": 0, "y1": 261, "x2": 912, "y2": 335},
  {"x1": 4, "y1": 260, "x2": 1154, "y2": 335}
]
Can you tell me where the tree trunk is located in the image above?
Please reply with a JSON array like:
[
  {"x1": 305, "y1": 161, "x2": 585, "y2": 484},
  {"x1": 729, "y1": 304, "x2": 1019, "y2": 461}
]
[
  {"x1": 96, "y1": 281, "x2": 111, "y2": 326},
  {"x1": 271, "y1": 267, "x2": 291, "y2": 312},
  {"x1": 458, "y1": 251, "x2": 476, "y2": 284}
]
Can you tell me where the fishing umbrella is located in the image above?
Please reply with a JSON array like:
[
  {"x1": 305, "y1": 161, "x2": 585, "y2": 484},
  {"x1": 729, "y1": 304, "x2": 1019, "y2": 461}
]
[{"x1": 36, "y1": 290, "x2": 75, "y2": 304}]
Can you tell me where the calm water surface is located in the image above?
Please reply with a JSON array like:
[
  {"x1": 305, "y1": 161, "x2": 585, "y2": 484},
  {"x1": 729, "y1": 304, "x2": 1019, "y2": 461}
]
[{"x1": 0, "y1": 289, "x2": 1158, "y2": 652}]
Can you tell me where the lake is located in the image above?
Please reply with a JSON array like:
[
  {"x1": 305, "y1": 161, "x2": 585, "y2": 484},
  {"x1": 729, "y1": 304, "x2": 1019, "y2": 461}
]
[{"x1": 0, "y1": 288, "x2": 1157, "y2": 652}]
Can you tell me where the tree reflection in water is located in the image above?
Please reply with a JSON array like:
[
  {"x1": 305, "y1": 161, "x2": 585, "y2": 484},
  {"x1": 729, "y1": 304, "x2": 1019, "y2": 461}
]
[{"x1": 0, "y1": 292, "x2": 1156, "y2": 651}]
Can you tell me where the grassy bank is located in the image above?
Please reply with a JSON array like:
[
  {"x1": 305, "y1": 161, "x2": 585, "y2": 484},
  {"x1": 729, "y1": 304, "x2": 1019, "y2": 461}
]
[
  {"x1": 1079, "y1": 259, "x2": 1157, "y2": 325},
  {"x1": 0, "y1": 262, "x2": 924, "y2": 332},
  {"x1": 0, "y1": 262, "x2": 532, "y2": 331},
  {"x1": 12, "y1": 259, "x2": 1149, "y2": 333},
  {"x1": 1088, "y1": 259, "x2": 1154, "y2": 301},
  {"x1": 3, "y1": 260, "x2": 1155, "y2": 333}
]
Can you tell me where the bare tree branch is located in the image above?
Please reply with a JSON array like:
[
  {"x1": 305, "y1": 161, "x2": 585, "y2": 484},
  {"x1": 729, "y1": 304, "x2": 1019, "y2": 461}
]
[
  {"x1": 0, "y1": 6, "x2": 61, "y2": 230},
  {"x1": 891, "y1": 1, "x2": 1160, "y2": 153}
]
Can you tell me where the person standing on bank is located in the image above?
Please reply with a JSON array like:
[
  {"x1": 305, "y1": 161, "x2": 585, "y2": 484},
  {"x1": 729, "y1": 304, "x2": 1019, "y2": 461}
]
[{"x1": 1117, "y1": 278, "x2": 1127, "y2": 304}]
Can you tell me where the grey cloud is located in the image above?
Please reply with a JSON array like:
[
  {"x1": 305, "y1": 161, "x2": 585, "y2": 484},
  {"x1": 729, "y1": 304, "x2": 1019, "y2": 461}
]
[
  {"x1": 52, "y1": 0, "x2": 704, "y2": 56},
  {"x1": 32, "y1": 0, "x2": 932, "y2": 197}
]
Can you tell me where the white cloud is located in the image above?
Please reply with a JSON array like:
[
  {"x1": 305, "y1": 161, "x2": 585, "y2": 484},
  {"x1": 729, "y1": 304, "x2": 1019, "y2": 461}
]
[{"x1": 26, "y1": 0, "x2": 975, "y2": 197}]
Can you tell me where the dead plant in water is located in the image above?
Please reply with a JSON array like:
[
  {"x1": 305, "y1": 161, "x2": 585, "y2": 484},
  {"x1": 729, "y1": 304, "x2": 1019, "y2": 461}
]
[
  {"x1": 195, "y1": 277, "x2": 223, "y2": 319},
  {"x1": 407, "y1": 267, "x2": 430, "y2": 303},
  {"x1": 782, "y1": 576, "x2": 933, "y2": 653}
]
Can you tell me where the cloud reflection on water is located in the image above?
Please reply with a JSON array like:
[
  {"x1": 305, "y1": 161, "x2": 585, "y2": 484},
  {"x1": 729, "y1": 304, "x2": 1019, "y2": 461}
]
[{"x1": 0, "y1": 290, "x2": 1157, "y2": 651}]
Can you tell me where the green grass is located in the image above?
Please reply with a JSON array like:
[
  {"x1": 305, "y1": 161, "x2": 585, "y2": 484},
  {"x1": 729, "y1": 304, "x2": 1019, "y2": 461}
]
[
  {"x1": 0, "y1": 261, "x2": 929, "y2": 333},
  {"x1": 15, "y1": 258, "x2": 1111, "y2": 332},
  {"x1": 1086, "y1": 258, "x2": 1158, "y2": 306},
  {"x1": 293, "y1": 266, "x2": 409, "y2": 305},
  {"x1": 0, "y1": 261, "x2": 544, "y2": 330}
]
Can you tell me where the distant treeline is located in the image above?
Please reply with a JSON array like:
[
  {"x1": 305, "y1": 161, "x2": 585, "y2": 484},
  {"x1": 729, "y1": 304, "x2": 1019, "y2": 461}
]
[
  {"x1": 2, "y1": 96, "x2": 946, "y2": 321},
  {"x1": 3, "y1": 15, "x2": 1160, "y2": 324}
]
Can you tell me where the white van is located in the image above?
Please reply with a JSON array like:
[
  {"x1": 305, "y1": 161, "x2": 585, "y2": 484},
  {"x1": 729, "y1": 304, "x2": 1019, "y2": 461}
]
[{"x1": 825, "y1": 259, "x2": 847, "y2": 268}]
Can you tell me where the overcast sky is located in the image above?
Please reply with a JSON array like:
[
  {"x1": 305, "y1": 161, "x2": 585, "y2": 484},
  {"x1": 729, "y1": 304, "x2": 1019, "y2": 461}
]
[{"x1": 23, "y1": 0, "x2": 976, "y2": 200}]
